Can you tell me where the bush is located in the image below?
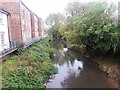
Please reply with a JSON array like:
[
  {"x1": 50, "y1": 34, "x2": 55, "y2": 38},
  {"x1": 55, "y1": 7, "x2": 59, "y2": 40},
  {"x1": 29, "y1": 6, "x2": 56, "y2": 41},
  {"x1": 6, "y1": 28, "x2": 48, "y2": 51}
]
[
  {"x1": 65, "y1": 3, "x2": 119, "y2": 56},
  {"x1": 2, "y1": 39, "x2": 57, "y2": 88}
]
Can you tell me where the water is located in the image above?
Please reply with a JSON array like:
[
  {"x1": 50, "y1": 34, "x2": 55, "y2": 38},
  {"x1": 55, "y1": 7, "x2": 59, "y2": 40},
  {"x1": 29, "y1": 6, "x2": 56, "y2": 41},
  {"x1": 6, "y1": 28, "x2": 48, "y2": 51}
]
[{"x1": 46, "y1": 40, "x2": 118, "y2": 88}]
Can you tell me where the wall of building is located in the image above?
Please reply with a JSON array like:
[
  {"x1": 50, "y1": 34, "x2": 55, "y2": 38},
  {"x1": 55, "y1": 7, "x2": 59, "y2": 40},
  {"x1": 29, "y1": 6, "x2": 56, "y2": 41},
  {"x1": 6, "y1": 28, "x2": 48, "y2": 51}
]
[
  {"x1": 38, "y1": 18, "x2": 44, "y2": 38},
  {"x1": 38, "y1": 18, "x2": 42, "y2": 37},
  {"x1": 0, "y1": 0, "x2": 23, "y2": 45},
  {"x1": 34, "y1": 14, "x2": 39, "y2": 38},
  {"x1": 0, "y1": 0, "x2": 44, "y2": 60},
  {"x1": 31, "y1": 12, "x2": 42, "y2": 40},
  {"x1": 0, "y1": 11, "x2": 10, "y2": 52},
  {"x1": 40, "y1": 19, "x2": 44, "y2": 38},
  {"x1": 20, "y1": 2, "x2": 32, "y2": 45},
  {"x1": 30, "y1": 12, "x2": 35, "y2": 38}
]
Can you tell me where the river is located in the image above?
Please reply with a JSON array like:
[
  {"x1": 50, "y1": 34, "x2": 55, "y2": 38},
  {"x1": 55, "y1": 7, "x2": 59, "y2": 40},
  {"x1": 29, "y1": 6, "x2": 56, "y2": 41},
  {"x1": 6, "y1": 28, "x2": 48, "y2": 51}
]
[{"x1": 46, "y1": 40, "x2": 118, "y2": 88}]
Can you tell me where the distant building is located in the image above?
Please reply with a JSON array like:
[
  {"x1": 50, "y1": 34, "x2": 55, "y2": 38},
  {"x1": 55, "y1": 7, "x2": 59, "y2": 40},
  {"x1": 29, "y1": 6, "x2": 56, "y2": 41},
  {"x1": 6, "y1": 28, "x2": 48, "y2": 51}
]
[{"x1": 0, "y1": 0, "x2": 44, "y2": 61}]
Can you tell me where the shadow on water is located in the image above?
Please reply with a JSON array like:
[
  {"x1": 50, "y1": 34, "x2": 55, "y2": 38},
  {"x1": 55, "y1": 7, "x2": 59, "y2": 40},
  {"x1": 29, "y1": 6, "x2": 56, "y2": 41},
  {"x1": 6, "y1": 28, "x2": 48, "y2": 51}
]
[{"x1": 46, "y1": 40, "x2": 118, "y2": 88}]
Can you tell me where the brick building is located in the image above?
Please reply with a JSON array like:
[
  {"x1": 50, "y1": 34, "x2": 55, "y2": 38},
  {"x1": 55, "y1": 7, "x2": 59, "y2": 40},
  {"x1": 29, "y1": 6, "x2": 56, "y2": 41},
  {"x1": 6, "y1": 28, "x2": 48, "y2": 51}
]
[
  {"x1": 31, "y1": 12, "x2": 39, "y2": 39},
  {"x1": 20, "y1": 1, "x2": 32, "y2": 46},
  {"x1": 0, "y1": 0, "x2": 44, "y2": 61}
]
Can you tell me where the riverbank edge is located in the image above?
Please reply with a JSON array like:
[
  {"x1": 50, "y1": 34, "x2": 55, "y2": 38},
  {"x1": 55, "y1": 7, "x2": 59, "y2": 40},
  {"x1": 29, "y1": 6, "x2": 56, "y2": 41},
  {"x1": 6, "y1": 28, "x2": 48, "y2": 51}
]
[
  {"x1": 1, "y1": 38, "x2": 57, "y2": 88},
  {"x1": 90, "y1": 57, "x2": 119, "y2": 87},
  {"x1": 68, "y1": 46, "x2": 119, "y2": 88},
  {"x1": 90, "y1": 57, "x2": 119, "y2": 89}
]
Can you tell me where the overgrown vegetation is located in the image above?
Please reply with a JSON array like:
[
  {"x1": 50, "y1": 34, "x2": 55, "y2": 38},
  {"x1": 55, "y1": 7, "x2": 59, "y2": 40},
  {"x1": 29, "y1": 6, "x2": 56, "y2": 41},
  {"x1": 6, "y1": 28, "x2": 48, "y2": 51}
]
[
  {"x1": 46, "y1": 2, "x2": 119, "y2": 56},
  {"x1": 46, "y1": 13, "x2": 66, "y2": 40},
  {"x1": 65, "y1": 2, "x2": 119, "y2": 56},
  {"x1": 2, "y1": 39, "x2": 57, "y2": 88}
]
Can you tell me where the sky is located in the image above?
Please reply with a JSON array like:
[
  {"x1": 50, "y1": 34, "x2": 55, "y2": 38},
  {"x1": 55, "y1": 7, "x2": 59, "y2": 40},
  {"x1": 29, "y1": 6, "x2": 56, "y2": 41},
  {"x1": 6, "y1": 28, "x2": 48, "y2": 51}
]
[{"x1": 21, "y1": 0, "x2": 119, "y2": 21}]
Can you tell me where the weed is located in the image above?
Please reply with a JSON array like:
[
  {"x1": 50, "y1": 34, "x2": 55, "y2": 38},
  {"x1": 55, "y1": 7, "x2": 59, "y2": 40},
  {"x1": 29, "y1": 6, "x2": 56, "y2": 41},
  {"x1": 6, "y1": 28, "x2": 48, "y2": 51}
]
[{"x1": 2, "y1": 39, "x2": 56, "y2": 88}]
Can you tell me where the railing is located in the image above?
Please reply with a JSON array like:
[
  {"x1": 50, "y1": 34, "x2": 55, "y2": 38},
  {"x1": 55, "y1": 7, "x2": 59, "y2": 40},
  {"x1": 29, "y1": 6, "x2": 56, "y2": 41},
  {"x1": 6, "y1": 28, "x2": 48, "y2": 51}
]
[
  {"x1": 24, "y1": 36, "x2": 42, "y2": 48},
  {"x1": 0, "y1": 41, "x2": 18, "y2": 58},
  {"x1": 0, "y1": 36, "x2": 46, "y2": 58}
]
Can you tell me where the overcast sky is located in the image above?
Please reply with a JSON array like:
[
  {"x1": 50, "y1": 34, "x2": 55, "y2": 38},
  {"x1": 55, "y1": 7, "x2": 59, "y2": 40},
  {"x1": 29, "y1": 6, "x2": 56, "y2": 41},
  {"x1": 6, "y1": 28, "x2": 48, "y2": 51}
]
[{"x1": 21, "y1": 0, "x2": 119, "y2": 21}]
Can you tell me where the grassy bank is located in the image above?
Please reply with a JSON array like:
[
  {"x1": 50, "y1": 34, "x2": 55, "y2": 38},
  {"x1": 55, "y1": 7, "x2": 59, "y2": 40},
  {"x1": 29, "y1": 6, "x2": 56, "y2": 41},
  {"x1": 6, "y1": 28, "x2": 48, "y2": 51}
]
[{"x1": 1, "y1": 39, "x2": 57, "y2": 88}]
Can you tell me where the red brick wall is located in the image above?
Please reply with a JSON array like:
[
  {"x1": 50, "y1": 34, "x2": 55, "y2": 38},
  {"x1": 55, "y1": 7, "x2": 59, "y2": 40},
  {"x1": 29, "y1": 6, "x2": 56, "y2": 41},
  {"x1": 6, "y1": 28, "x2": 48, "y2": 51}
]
[
  {"x1": 38, "y1": 18, "x2": 42, "y2": 37},
  {"x1": 0, "y1": 0, "x2": 45, "y2": 61},
  {"x1": 0, "y1": 0, "x2": 44, "y2": 46},
  {"x1": 0, "y1": 1, "x2": 23, "y2": 45},
  {"x1": 30, "y1": 12, "x2": 35, "y2": 38},
  {"x1": 20, "y1": 2, "x2": 32, "y2": 45},
  {"x1": 34, "y1": 14, "x2": 39, "y2": 38}
]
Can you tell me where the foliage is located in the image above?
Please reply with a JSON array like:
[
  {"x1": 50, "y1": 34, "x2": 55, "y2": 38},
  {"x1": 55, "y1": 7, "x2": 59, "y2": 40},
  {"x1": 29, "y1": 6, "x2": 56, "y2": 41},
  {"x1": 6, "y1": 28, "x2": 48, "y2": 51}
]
[
  {"x1": 46, "y1": 13, "x2": 67, "y2": 39},
  {"x1": 45, "y1": 13, "x2": 66, "y2": 28},
  {"x1": 45, "y1": 2, "x2": 119, "y2": 56},
  {"x1": 2, "y1": 39, "x2": 57, "y2": 88},
  {"x1": 48, "y1": 25, "x2": 62, "y2": 39},
  {"x1": 17, "y1": 44, "x2": 24, "y2": 55},
  {"x1": 65, "y1": 2, "x2": 119, "y2": 56}
]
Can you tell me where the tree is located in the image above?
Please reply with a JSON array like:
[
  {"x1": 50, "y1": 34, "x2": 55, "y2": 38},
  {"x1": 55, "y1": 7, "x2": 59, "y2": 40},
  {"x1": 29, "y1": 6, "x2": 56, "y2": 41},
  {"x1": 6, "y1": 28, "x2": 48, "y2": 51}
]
[
  {"x1": 45, "y1": 13, "x2": 67, "y2": 39},
  {"x1": 65, "y1": 2, "x2": 119, "y2": 55},
  {"x1": 45, "y1": 13, "x2": 66, "y2": 28}
]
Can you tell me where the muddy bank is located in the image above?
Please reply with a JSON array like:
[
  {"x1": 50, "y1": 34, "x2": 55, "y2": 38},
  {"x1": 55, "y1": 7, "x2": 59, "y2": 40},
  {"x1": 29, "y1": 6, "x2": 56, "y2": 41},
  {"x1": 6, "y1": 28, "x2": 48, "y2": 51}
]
[
  {"x1": 91, "y1": 57, "x2": 119, "y2": 81},
  {"x1": 88, "y1": 57, "x2": 119, "y2": 88}
]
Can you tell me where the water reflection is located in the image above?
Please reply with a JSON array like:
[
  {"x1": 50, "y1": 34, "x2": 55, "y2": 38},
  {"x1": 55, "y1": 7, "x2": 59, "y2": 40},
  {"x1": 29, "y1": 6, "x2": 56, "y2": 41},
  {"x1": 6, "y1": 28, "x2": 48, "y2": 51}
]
[
  {"x1": 47, "y1": 58, "x2": 83, "y2": 88},
  {"x1": 63, "y1": 48, "x2": 68, "y2": 52},
  {"x1": 46, "y1": 40, "x2": 118, "y2": 88},
  {"x1": 46, "y1": 45, "x2": 84, "y2": 88}
]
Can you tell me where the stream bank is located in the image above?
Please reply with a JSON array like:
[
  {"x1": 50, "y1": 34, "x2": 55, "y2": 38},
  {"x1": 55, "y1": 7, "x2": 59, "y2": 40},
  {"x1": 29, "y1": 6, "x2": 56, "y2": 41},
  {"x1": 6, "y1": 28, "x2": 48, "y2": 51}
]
[
  {"x1": 46, "y1": 40, "x2": 118, "y2": 88},
  {"x1": 1, "y1": 39, "x2": 57, "y2": 88},
  {"x1": 90, "y1": 57, "x2": 119, "y2": 87},
  {"x1": 69, "y1": 43, "x2": 119, "y2": 88}
]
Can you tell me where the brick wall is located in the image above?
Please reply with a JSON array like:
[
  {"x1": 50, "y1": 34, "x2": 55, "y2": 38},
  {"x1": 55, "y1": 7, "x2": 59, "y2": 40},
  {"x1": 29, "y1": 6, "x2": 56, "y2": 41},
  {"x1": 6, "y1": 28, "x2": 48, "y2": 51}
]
[
  {"x1": 38, "y1": 18, "x2": 42, "y2": 37},
  {"x1": 0, "y1": 1, "x2": 23, "y2": 46},
  {"x1": 0, "y1": 0, "x2": 44, "y2": 46},
  {"x1": 0, "y1": 0, "x2": 44, "y2": 60},
  {"x1": 31, "y1": 12, "x2": 41, "y2": 39},
  {"x1": 40, "y1": 19, "x2": 44, "y2": 37},
  {"x1": 34, "y1": 14, "x2": 39, "y2": 38},
  {"x1": 20, "y1": 2, "x2": 32, "y2": 45},
  {"x1": 30, "y1": 12, "x2": 35, "y2": 38}
]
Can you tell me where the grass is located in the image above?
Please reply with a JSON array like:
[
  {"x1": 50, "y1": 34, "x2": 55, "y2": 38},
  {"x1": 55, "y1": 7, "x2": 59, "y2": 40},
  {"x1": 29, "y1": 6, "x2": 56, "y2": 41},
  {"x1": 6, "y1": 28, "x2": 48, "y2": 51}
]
[{"x1": 1, "y1": 39, "x2": 57, "y2": 88}]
